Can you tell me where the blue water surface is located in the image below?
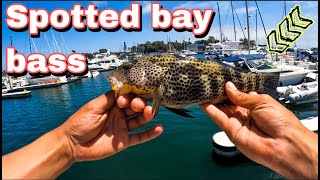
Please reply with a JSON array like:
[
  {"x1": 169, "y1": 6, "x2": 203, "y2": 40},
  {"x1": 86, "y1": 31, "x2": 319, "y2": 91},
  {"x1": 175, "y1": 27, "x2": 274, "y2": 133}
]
[{"x1": 2, "y1": 71, "x2": 317, "y2": 180}]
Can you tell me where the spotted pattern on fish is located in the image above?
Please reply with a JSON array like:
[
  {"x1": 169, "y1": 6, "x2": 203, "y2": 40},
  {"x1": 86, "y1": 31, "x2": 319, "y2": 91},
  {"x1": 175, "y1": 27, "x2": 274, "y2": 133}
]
[{"x1": 108, "y1": 54, "x2": 280, "y2": 109}]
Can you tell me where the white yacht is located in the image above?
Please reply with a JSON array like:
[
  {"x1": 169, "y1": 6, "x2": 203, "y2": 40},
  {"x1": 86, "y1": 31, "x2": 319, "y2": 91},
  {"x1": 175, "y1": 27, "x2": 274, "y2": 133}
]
[
  {"x1": 180, "y1": 50, "x2": 197, "y2": 56},
  {"x1": 220, "y1": 55, "x2": 315, "y2": 86},
  {"x1": 2, "y1": 76, "x2": 29, "y2": 89},
  {"x1": 88, "y1": 50, "x2": 125, "y2": 70}
]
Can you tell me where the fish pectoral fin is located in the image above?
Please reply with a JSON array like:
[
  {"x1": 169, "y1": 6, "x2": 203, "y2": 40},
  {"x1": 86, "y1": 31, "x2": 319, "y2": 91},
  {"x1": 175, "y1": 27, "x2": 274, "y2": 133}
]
[
  {"x1": 165, "y1": 107, "x2": 195, "y2": 118},
  {"x1": 152, "y1": 87, "x2": 163, "y2": 118}
]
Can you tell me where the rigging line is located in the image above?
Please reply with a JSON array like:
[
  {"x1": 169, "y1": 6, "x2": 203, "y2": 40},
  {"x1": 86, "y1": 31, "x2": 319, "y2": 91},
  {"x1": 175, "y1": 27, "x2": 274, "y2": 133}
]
[
  {"x1": 31, "y1": 37, "x2": 38, "y2": 52},
  {"x1": 60, "y1": 32, "x2": 70, "y2": 54},
  {"x1": 44, "y1": 33, "x2": 52, "y2": 54},
  {"x1": 254, "y1": 0, "x2": 267, "y2": 36},
  {"x1": 233, "y1": 2, "x2": 246, "y2": 39},
  {"x1": 51, "y1": 30, "x2": 61, "y2": 53}
]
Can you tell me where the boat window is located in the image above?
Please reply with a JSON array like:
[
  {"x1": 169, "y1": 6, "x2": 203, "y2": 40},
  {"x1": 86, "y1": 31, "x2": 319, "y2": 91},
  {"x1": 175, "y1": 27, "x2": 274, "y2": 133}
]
[{"x1": 247, "y1": 59, "x2": 277, "y2": 70}]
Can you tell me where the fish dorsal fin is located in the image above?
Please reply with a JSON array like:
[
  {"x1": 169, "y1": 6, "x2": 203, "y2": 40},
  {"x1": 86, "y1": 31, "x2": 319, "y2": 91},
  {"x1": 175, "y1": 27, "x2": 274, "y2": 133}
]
[
  {"x1": 152, "y1": 87, "x2": 163, "y2": 118},
  {"x1": 121, "y1": 62, "x2": 134, "y2": 69},
  {"x1": 211, "y1": 59, "x2": 251, "y2": 73}
]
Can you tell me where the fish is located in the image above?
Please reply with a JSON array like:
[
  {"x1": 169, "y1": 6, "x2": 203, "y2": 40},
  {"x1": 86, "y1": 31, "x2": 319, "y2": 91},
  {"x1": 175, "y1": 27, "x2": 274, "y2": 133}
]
[{"x1": 107, "y1": 54, "x2": 280, "y2": 118}]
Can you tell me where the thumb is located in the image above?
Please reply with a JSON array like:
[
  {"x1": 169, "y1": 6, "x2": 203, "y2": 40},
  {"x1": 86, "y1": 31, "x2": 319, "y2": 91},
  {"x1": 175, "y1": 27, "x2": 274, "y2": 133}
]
[{"x1": 225, "y1": 82, "x2": 261, "y2": 109}]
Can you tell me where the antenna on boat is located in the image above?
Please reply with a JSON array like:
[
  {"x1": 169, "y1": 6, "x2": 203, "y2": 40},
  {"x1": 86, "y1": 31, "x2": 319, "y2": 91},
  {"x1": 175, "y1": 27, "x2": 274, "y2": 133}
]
[
  {"x1": 216, "y1": 2, "x2": 223, "y2": 43},
  {"x1": 231, "y1": 1, "x2": 236, "y2": 41},
  {"x1": 245, "y1": 0, "x2": 251, "y2": 54}
]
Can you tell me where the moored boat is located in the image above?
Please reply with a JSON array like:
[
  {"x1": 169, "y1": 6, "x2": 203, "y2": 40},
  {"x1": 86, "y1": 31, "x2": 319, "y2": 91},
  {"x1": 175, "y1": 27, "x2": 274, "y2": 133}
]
[
  {"x1": 211, "y1": 116, "x2": 318, "y2": 159},
  {"x1": 2, "y1": 90, "x2": 32, "y2": 99},
  {"x1": 277, "y1": 81, "x2": 318, "y2": 105}
]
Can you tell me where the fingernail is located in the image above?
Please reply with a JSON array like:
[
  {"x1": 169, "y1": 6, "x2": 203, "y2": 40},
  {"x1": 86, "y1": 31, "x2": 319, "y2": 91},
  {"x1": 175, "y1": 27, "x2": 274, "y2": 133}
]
[{"x1": 228, "y1": 82, "x2": 237, "y2": 91}]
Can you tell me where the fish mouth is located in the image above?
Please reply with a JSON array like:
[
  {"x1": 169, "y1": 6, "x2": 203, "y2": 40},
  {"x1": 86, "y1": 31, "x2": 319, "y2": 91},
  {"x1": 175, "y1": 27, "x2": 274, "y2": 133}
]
[
  {"x1": 107, "y1": 76, "x2": 123, "y2": 97},
  {"x1": 108, "y1": 76, "x2": 134, "y2": 98}
]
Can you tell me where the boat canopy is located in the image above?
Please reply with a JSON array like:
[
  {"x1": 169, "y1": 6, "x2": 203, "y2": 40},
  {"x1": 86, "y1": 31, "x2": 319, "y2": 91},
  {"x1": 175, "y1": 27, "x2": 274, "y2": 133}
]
[
  {"x1": 221, "y1": 54, "x2": 265, "y2": 62},
  {"x1": 221, "y1": 56, "x2": 244, "y2": 62},
  {"x1": 236, "y1": 54, "x2": 265, "y2": 60}
]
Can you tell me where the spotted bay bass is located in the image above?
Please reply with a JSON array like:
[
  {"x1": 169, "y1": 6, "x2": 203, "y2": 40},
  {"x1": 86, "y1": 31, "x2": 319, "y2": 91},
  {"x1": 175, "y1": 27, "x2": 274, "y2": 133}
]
[{"x1": 107, "y1": 54, "x2": 280, "y2": 118}]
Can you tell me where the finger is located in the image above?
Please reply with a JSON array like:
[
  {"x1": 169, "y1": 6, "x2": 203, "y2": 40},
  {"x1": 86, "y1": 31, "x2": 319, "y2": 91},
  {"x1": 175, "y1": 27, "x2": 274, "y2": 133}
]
[
  {"x1": 87, "y1": 91, "x2": 115, "y2": 113},
  {"x1": 131, "y1": 98, "x2": 147, "y2": 113},
  {"x1": 124, "y1": 107, "x2": 138, "y2": 117},
  {"x1": 199, "y1": 103, "x2": 246, "y2": 142},
  {"x1": 128, "y1": 125, "x2": 163, "y2": 147},
  {"x1": 215, "y1": 104, "x2": 236, "y2": 118},
  {"x1": 127, "y1": 106, "x2": 153, "y2": 130},
  {"x1": 249, "y1": 91, "x2": 258, "y2": 95},
  {"x1": 225, "y1": 82, "x2": 266, "y2": 109},
  {"x1": 113, "y1": 106, "x2": 128, "y2": 135},
  {"x1": 117, "y1": 94, "x2": 136, "y2": 108},
  {"x1": 124, "y1": 98, "x2": 147, "y2": 117},
  {"x1": 199, "y1": 103, "x2": 230, "y2": 130}
]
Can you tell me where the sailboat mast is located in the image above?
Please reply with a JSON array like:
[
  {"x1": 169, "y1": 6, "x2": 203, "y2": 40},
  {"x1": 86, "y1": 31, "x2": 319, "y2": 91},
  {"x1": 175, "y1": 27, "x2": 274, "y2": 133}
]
[
  {"x1": 217, "y1": 2, "x2": 222, "y2": 43},
  {"x1": 231, "y1": 1, "x2": 236, "y2": 41},
  {"x1": 28, "y1": 36, "x2": 32, "y2": 53},
  {"x1": 245, "y1": 0, "x2": 251, "y2": 54},
  {"x1": 10, "y1": 36, "x2": 13, "y2": 46},
  {"x1": 169, "y1": 37, "x2": 172, "y2": 52},
  {"x1": 256, "y1": 9, "x2": 258, "y2": 45},
  {"x1": 284, "y1": 1, "x2": 287, "y2": 16},
  {"x1": 8, "y1": 36, "x2": 13, "y2": 90}
]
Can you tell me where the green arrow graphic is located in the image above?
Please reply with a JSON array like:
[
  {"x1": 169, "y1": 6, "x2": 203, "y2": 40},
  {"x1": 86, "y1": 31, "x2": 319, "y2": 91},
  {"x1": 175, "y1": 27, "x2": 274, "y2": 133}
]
[
  {"x1": 278, "y1": 16, "x2": 302, "y2": 42},
  {"x1": 266, "y1": 30, "x2": 290, "y2": 53},
  {"x1": 289, "y1": 5, "x2": 314, "y2": 29}
]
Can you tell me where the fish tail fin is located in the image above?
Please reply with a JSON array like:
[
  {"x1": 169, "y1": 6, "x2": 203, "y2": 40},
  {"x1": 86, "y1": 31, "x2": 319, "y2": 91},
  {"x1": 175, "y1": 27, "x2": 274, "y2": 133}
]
[{"x1": 262, "y1": 72, "x2": 280, "y2": 98}]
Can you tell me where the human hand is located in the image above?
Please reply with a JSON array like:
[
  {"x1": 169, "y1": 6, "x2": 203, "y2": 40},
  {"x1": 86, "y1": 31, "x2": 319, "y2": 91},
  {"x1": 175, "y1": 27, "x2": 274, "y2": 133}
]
[
  {"x1": 200, "y1": 82, "x2": 318, "y2": 179},
  {"x1": 60, "y1": 90, "x2": 163, "y2": 163}
]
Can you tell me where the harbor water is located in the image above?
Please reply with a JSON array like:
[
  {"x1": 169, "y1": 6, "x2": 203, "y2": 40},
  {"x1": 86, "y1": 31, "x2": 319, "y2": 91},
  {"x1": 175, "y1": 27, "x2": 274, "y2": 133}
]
[{"x1": 2, "y1": 71, "x2": 318, "y2": 179}]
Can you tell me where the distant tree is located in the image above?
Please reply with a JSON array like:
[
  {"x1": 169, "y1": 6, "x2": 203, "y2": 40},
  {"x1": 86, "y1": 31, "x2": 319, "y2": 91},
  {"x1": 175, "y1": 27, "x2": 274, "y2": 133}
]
[
  {"x1": 124, "y1": 42, "x2": 127, "y2": 51},
  {"x1": 131, "y1": 45, "x2": 137, "y2": 52},
  {"x1": 207, "y1": 36, "x2": 220, "y2": 43},
  {"x1": 99, "y1": 49, "x2": 107, "y2": 53},
  {"x1": 250, "y1": 40, "x2": 256, "y2": 48},
  {"x1": 2, "y1": 70, "x2": 7, "y2": 77},
  {"x1": 239, "y1": 38, "x2": 256, "y2": 49},
  {"x1": 195, "y1": 39, "x2": 209, "y2": 45}
]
